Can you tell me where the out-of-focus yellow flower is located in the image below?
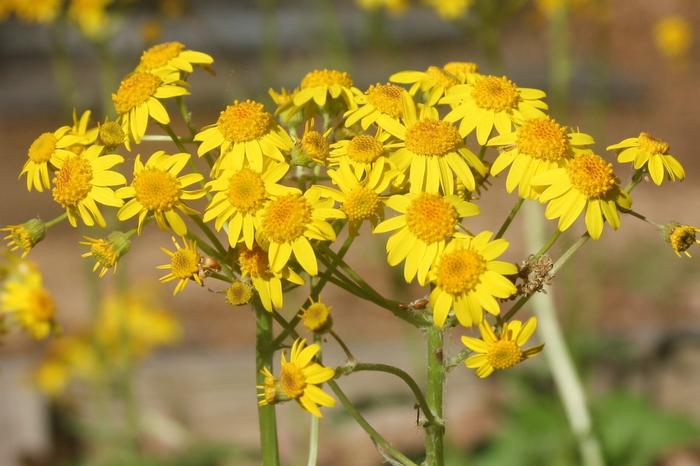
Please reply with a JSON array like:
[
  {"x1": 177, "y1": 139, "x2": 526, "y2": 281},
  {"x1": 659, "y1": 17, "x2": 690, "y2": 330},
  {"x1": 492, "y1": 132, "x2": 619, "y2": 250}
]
[
  {"x1": 664, "y1": 223, "x2": 700, "y2": 258},
  {"x1": 68, "y1": 0, "x2": 112, "y2": 38},
  {"x1": 14, "y1": 0, "x2": 61, "y2": 23},
  {"x1": 654, "y1": 15, "x2": 693, "y2": 61},
  {"x1": 391, "y1": 66, "x2": 461, "y2": 106},
  {"x1": 424, "y1": 0, "x2": 472, "y2": 20},
  {"x1": 607, "y1": 132, "x2": 685, "y2": 186},
  {"x1": 356, "y1": 0, "x2": 409, "y2": 15},
  {"x1": 0, "y1": 261, "x2": 56, "y2": 339}
]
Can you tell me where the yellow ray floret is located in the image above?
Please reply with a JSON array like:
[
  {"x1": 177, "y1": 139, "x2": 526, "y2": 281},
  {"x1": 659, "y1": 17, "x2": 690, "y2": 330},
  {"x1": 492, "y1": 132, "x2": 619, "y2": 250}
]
[
  {"x1": 606, "y1": 132, "x2": 685, "y2": 186},
  {"x1": 429, "y1": 231, "x2": 518, "y2": 328}
]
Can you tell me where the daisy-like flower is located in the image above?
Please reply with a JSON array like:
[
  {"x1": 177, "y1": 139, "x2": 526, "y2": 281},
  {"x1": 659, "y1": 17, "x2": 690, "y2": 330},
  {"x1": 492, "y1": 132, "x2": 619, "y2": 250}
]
[
  {"x1": 425, "y1": 0, "x2": 472, "y2": 20},
  {"x1": 2, "y1": 218, "x2": 46, "y2": 258},
  {"x1": 194, "y1": 99, "x2": 291, "y2": 173},
  {"x1": 51, "y1": 145, "x2": 126, "y2": 228},
  {"x1": 292, "y1": 69, "x2": 357, "y2": 112},
  {"x1": 20, "y1": 127, "x2": 83, "y2": 192},
  {"x1": 654, "y1": 16, "x2": 692, "y2": 61},
  {"x1": 390, "y1": 99, "x2": 487, "y2": 194},
  {"x1": 328, "y1": 130, "x2": 399, "y2": 178},
  {"x1": 428, "y1": 231, "x2": 518, "y2": 328},
  {"x1": 68, "y1": 0, "x2": 111, "y2": 38},
  {"x1": 374, "y1": 192, "x2": 480, "y2": 284},
  {"x1": 488, "y1": 116, "x2": 595, "y2": 199},
  {"x1": 135, "y1": 41, "x2": 213, "y2": 77},
  {"x1": 117, "y1": 151, "x2": 205, "y2": 236},
  {"x1": 462, "y1": 317, "x2": 544, "y2": 378},
  {"x1": 80, "y1": 231, "x2": 133, "y2": 278},
  {"x1": 258, "y1": 189, "x2": 345, "y2": 276},
  {"x1": 226, "y1": 280, "x2": 254, "y2": 306},
  {"x1": 442, "y1": 75, "x2": 548, "y2": 145},
  {"x1": 606, "y1": 132, "x2": 685, "y2": 185},
  {"x1": 532, "y1": 153, "x2": 632, "y2": 240},
  {"x1": 300, "y1": 298, "x2": 333, "y2": 333},
  {"x1": 344, "y1": 83, "x2": 408, "y2": 137},
  {"x1": 390, "y1": 65, "x2": 461, "y2": 106},
  {"x1": 257, "y1": 367, "x2": 279, "y2": 406},
  {"x1": 323, "y1": 160, "x2": 395, "y2": 234},
  {"x1": 274, "y1": 338, "x2": 336, "y2": 417},
  {"x1": 442, "y1": 61, "x2": 480, "y2": 82},
  {"x1": 203, "y1": 161, "x2": 297, "y2": 249},
  {"x1": 296, "y1": 119, "x2": 332, "y2": 164},
  {"x1": 13, "y1": 0, "x2": 61, "y2": 23},
  {"x1": 112, "y1": 70, "x2": 189, "y2": 145},
  {"x1": 664, "y1": 223, "x2": 700, "y2": 257},
  {"x1": 237, "y1": 244, "x2": 304, "y2": 311},
  {"x1": 65, "y1": 109, "x2": 99, "y2": 154},
  {"x1": 0, "y1": 262, "x2": 56, "y2": 339},
  {"x1": 157, "y1": 236, "x2": 202, "y2": 295}
]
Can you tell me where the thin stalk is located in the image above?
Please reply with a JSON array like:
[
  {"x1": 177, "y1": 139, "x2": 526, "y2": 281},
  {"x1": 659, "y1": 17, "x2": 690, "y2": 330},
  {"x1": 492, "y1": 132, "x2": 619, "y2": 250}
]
[
  {"x1": 535, "y1": 229, "x2": 563, "y2": 258},
  {"x1": 307, "y1": 415, "x2": 319, "y2": 466},
  {"x1": 330, "y1": 329, "x2": 355, "y2": 362},
  {"x1": 495, "y1": 198, "x2": 525, "y2": 239},
  {"x1": 327, "y1": 380, "x2": 420, "y2": 466},
  {"x1": 424, "y1": 325, "x2": 445, "y2": 466},
  {"x1": 44, "y1": 212, "x2": 68, "y2": 228},
  {"x1": 255, "y1": 301, "x2": 280, "y2": 466}
]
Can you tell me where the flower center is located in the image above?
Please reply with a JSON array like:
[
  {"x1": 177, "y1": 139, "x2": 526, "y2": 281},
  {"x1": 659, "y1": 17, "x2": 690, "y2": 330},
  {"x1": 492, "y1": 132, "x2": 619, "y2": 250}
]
[
  {"x1": 638, "y1": 132, "x2": 669, "y2": 154},
  {"x1": 239, "y1": 246, "x2": 273, "y2": 279},
  {"x1": 670, "y1": 226, "x2": 697, "y2": 255},
  {"x1": 487, "y1": 340, "x2": 522, "y2": 370},
  {"x1": 302, "y1": 302, "x2": 331, "y2": 332},
  {"x1": 342, "y1": 187, "x2": 381, "y2": 222},
  {"x1": 435, "y1": 248, "x2": 487, "y2": 295},
  {"x1": 516, "y1": 117, "x2": 570, "y2": 162},
  {"x1": 170, "y1": 247, "x2": 199, "y2": 279},
  {"x1": 280, "y1": 362, "x2": 306, "y2": 398},
  {"x1": 301, "y1": 130, "x2": 329, "y2": 161},
  {"x1": 405, "y1": 193, "x2": 457, "y2": 243},
  {"x1": 90, "y1": 239, "x2": 118, "y2": 269},
  {"x1": 443, "y1": 61, "x2": 479, "y2": 78},
  {"x1": 566, "y1": 153, "x2": 616, "y2": 198},
  {"x1": 261, "y1": 194, "x2": 312, "y2": 243},
  {"x1": 405, "y1": 120, "x2": 461, "y2": 157},
  {"x1": 28, "y1": 133, "x2": 56, "y2": 163},
  {"x1": 471, "y1": 76, "x2": 519, "y2": 112},
  {"x1": 138, "y1": 41, "x2": 185, "y2": 70},
  {"x1": 133, "y1": 168, "x2": 181, "y2": 211},
  {"x1": 227, "y1": 168, "x2": 266, "y2": 213},
  {"x1": 216, "y1": 100, "x2": 272, "y2": 143},
  {"x1": 113, "y1": 72, "x2": 161, "y2": 114},
  {"x1": 226, "y1": 281, "x2": 253, "y2": 305},
  {"x1": 301, "y1": 69, "x2": 353, "y2": 89},
  {"x1": 52, "y1": 157, "x2": 93, "y2": 208},
  {"x1": 366, "y1": 83, "x2": 404, "y2": 118},
  {"x1": 347, "y1": 135, "x2": 384, "y2": 163},
  {"x1": 426, "y1": 66, "x2": 458, "y2": 89},
  {"x1": 29, "y1": 289, "x2": 56, "y2": 321}
]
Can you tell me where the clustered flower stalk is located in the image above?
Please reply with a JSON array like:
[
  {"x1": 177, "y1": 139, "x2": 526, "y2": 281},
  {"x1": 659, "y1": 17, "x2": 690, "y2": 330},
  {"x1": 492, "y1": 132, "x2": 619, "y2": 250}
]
[{"x1": 3, "y1": 40, "x2": 698, "y2": 466}]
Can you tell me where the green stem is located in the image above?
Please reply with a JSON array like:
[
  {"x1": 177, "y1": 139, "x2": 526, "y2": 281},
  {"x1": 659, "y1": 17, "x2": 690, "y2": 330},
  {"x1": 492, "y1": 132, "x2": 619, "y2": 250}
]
[
  {"x1": 307, "y1": 414, "x2": 319, "y2": 466},
  {"x1": 327, "y1": 381, "x2": 420, "y2": 466},
  {"x1": 44, "y1": 212, "x2": 68, "y2": 229},
  {"x1": 255, "y1": 302, "x2": 280, "y2": 466},
  {"x1": 535, "y1": 229, "x2": 563, "y2": 258},
  {"x1": 49, "y1": 20, "x2": 76, "y2": 113},
  {"x1": 424, "y1": 325, "x2": 445, "y2": 466},
  {"x1": 94, "y1": 36, "x2": 117, "y2": 118},
  {"x1": 495, "y1": 198, "x2": 525, "y2": 239},
  {"x1": 330, "y1": 329, "x2": 355, "y2": 361}
]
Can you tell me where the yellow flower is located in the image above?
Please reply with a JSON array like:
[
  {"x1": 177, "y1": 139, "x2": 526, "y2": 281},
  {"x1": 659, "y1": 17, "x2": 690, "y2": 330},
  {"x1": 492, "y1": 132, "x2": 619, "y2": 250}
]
[
  {"x1": 257, "y1": 367, "x2": 278, "y2": 406},
  {"x1": 2, "y1": 218, "x2": 46, "y2": 257},
  {"x1": 462, "y1": 317, "x2": 544, "y2": 378},
  {"x1": 664, "y1": 223, "x2": 700, "y2": 258},
  {"x1": 390, "y1": 65, "x2": 461, "y2": 106},
  {"x1": 204, "y1": 161, "x2": 296, "y2": 249},
  {"x1": 113, "y1": 70, "x2": 189, "y2": 144},
  {"x1": 51, "y1": 145, "x2": 126, "y2": 228},
  {"x1": 654, "y1": 16, "x2": 693, "y2": 60},
  {"x1": 80, "y1": 231, "x2": 133, "y2": 277},
  {"x1": 157, "y1": 236, "x2": 202, "y2": 295},
  {"x1": 301, "y1": 298, "x2": 333, "y2": 333},
  {"x1": 488, "y1": 116, "x2": 595, "y2": 199},
  {"x1": 237, "y1": 244, "x2": 304, "y2": 311},
  {"x1": 277, "y1": 338, "x2": 336, "y2": 417},
  {"x1": 429, "y1": 231, "x2": 518, "y2": 328},
  {"x1": 356, "y1": 0, "x2": 408, "y2": 15},
  {"x1": 344, "y1": 83, "x2": 408, "y2": 137},
  {"x1": 424, "y1": 0, "x2": 472, "y2": 20},
  {"x1": 194, "y1": 99, "x2": 291, "y2": 173},
  {"x1": 442, "y1": 75, "x2": 548, "y2": 145},
  {"x1": 533, "y1": 153, "x2": 631, "y2": 240},
  {"x1": 34, "y1": 360, "x2": 71, "y2": 397},
  {"x1": 64, "y1": 109, "x2": 100, "y2": 155},
  {"x1": 606, "y1": 132, "x2": 685, "y2": 185},
  {"x1": 226, "y1": 280, "x2": 254, "y2": 306},
  {"x1": 297, "y1": 119, "x2": 333, "y2": 164},
  {"x1": 14, "y1": 0, "x2": 61, "y2": 23},
  {"x1": 442, "y1": 61, "x2": 480, "y2": 82},
  {"x1": 258, "y1": 189, "x2": 345, "y2": 276},
  {"x1": 292, "y1": 69, "x2": 358, "y2": 113},
  {"x1": 98, "y1": 119, "x2": 126, "y2": 148},
  {"x1": 117, "y1": 151, "x2": 205, "y2": 236},
  {"x1": 329, "y1": 129, "x2": 399, "y2": 178},
  {"x1": 136, "y1": 41, "x2": 214, "y2": 77},
  {"x1": 0, "y1": 262, "x2": 56, "y2": 339},
  {"x1": 20, "y1": 126, "x2": 81, "y2": 192},
  {"x1": 374, "y1": 192, "x2": 480, "y2": 284},
  {"x1": 68, "y1": 0, "x2": 111, "y2": 37},
  {"x1": 390, "y1": 98, "x2": 487, "y2": 194}
]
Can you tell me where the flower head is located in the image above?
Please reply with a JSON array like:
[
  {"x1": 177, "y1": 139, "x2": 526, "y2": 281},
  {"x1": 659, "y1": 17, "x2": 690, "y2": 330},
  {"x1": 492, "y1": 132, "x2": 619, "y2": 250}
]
[
  {"x1": 664, "y1": 223, "x2": 700, "y2": 257},
  {"x1": 20, "y1": 126, "x2": 85, "y2": 192},
  {"x1": 291, "y1": 69, "x2": 358, "y2": 115},
  {"x1": 257, "y1": 367, "x2": 279, "y2": 406},
  {"x1": 390, "y1": 66, "x2": 461, "y2": 105},
  {"x1": 462, "y1": 317, "x2": 543, "y2": 377},
  {"x1": 329, "y1": 130, "x2": 399, "y2": 178},
  {"x1": 607, "y1": 132, "x2": 685, "y2": 185},
  {"x1": 80, "y1": 231, "x2": 132, "y2": 277},
  {"x1": 654, "y1": 16, "x2": 693, "y2": 61},
  {"x1": 296, "y1": 119, "x2": 333, "y2": 165},
  {"x1": 301, "y1": 298, "x2": 333, "y2": 333},
  {"x1": 157, "y1": 236, "x2": 203, "y2": 295},
  {"x1": 344, "y1": 83, "x2": 408, "y2": 137},
  {"x1": 237, "y1": 244, "x2": 304, "y2": 311},
  {"x1": 136, "y1": 41, "x2": 213, "y2": 77},
  {"x1": 2, "y1": 218, "x2": 47, "y2": 257},
  {"x1": 0, "y1": 261, "x2": 56, "y2": 339},
  {"x1": 226, "y1": 280, "x2": 254, "y2": 306}
]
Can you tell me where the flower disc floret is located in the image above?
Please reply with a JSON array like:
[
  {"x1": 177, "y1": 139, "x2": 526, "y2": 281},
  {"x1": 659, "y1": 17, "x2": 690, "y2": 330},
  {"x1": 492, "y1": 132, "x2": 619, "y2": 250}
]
[
  {"x1": 487, "y1": 340, "x2": 522, "y2": 370},
  {"x1": 139, "y1": 41, "x2": 185, "y2": 70},
  {"x1": 217, "y1": 100, "x2": 273, "y2": 143},
  {"x1": 113, "y1": 72, "x2": 161, "y2": 114},
  {"x1": 347, "y1": 135, "x2": 384, "y2": 163},
  {"x1": 301, "y1": 69, "x2": 353, "y2": 89},
  {"x1": 435, "y1": 249, "x2": 487, "y2": 295},
  {"x1": 52, "y1": 157, "x2": 93, "y2": 208},
  {"x1": 366, "y1": 83, "x2": 404, "y2": 117},
  {"x1": 638, "y1": 131, "x2": 670, "y2": 154},
  {"x1": 133, "y1": 169, "x2": 181, "y2": 211},
  {"x1": 516, "y1": 117, "x2": 569, "y2": 162},
  {"x1": 227, "y1": 168, "x2": 266, "y2": 213},
  {"x1": 567, "y1": 153, "x2": 615, "y2": 198},
  {"x1": 261, "y1": 194, "x2": 312, "y2": 243},
  {"x1": 28, "y1": 133, "x2": 57, "y2": 163},
  {"x1": 471, "y1": 76, "x2": 519, "y2": 112},
  {"x1": 405, "y1": 193, "x2": 457, "y2": 243},
  {"x1": 405, "y1": 120, "x2": 461, "y2": 157}
]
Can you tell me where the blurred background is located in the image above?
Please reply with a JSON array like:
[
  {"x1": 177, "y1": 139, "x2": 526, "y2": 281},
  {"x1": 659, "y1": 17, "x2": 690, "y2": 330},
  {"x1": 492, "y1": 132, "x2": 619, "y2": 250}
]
[{"x1": 1, "y1": 0, "x2": 699, "y2": 465}]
